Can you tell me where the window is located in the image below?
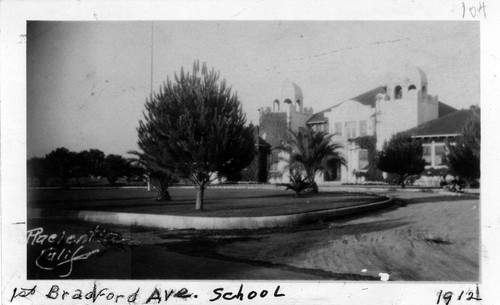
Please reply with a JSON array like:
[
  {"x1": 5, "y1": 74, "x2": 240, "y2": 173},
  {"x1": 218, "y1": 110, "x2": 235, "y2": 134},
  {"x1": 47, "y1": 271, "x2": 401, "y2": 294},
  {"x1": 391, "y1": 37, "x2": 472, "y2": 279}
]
[
  {"x1": 296, "y1": 100, "x2": 301, "y2": 112},
  {"x1": 359, "y1": 120, "x2": 367, "y2": 136},
  {"x1": 422, "y1": 85, "x2": 427, "y2": 94},
  {"x1": 434, "y1": 144, "x2": 446, "y2": 166},
  {"x1": 270, "y1": 162, "x2": 279, "y2": 172},
  {"x1": 345, "y1": 121, "x2": 357, "y2": 139},
  {"x1": 394, "y1": 86, "x2": 402, "y2": 99},
  {"x1": 273, "y1": 100, "x2": 280, "y2": 112},
  {"x1": 324, "y1": 164, "x2": 341, "y2": 181},
  {"x1": 408, "y1": 84, "x2": 416, "y2": 91},
  {"x1": 312, "y1": 124, "x2": 323, "y2": 132},
  {"x1": 423, "y1": 145, "x2": 432, "y2": 165},
  {"x1": 334, "y1": 122, "x2": 342, "y2": 136},
  {"x1": 359, "y1": 149, "x2": 369, "y2": 170}
]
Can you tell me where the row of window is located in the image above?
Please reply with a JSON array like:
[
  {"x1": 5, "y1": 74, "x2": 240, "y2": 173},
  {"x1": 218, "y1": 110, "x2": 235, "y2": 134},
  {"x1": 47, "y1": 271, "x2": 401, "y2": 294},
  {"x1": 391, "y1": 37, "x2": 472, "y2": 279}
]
[
  {"x1": 356, "y1": 143, "x2": 446, "y2": 173},
  {"x1": 311, "y1": 124, "x2": 326, "y2": 132},
  {"x1": 334, "y1": 120, "x2": 368, "y2": 138},
  {"x1": 391, "y1": 85, "x2": 426, "y2": 100},
  {"x1": 273, "y1": 99, "x2": 301, "y2": 112}
]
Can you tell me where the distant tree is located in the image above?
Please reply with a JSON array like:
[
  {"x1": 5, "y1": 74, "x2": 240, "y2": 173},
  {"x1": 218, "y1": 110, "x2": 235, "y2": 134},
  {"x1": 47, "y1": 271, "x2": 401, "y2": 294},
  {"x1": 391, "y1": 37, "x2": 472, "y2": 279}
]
[
  {"x1": 103, "y1": 154, "x2": 131, "y2": 185},
  {"x1": 44, "y1": 147, "x2": 79, "y2": 189},
  {"x1": 27, "y1": 157, "x2": 50, "y2": 186},
  {"x1": 225, "y1": 171, "x2": 243, "y2": 183},
  {"x1": 283, "y1": 128, "x2": 345, "y2": 194},
  {"x1": 77, "y1": 149, "x2": 106, "y2": 178},
  {"x1": 135, "y1": 61, "x2": 256, "y2": 210},
  {"x1": 377, "y1": 133, "x2": 426, "y2": 188},
  {"x1": 446, "y1": 108, "x2": 480, "y2": 187}
]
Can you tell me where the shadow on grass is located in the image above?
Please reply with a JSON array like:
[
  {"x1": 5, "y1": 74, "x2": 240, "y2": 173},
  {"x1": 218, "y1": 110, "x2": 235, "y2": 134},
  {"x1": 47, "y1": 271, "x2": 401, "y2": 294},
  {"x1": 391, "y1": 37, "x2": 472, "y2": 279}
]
[{"x1": 30, "y1": 190, "x2": 384, "y2": 218}]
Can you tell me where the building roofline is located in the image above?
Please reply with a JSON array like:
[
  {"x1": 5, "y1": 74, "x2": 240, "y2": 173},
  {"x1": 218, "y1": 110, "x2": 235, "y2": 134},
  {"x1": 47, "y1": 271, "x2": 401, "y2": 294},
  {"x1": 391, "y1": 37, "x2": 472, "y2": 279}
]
[
  {"x1": 307, "y1": 119, "x2": 328, "y2": 124},
  {"x1": 411, "y1": 133, "x2": 460, "y2": 139}
]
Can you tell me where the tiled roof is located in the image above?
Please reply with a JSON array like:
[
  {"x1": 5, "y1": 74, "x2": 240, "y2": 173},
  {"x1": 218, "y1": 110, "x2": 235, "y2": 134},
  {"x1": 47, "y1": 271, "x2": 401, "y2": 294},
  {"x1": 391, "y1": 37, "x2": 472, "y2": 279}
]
[
  {"x1": 306, "y1": 85, "x2": 459, "y2": 128},
  {"x1": 404, "y1": 108, "x2": 475, "y2": 137},
  {"x1": 438, "y1": 102, "x2": 457, "y2": 118},
  {"x1": 307, "y1": 107, "x2": 331, "y2": 123},
  {"x1": 347, "y1": 86, "x2": 386, "y2": 106}
]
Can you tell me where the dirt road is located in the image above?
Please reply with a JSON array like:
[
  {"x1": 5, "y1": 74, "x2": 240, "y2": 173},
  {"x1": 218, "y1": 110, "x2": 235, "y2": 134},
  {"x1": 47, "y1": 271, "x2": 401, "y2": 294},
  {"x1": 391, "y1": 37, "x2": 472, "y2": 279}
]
[{"x1": 217, "y1": 191, "x2": 480, "y2": 281}]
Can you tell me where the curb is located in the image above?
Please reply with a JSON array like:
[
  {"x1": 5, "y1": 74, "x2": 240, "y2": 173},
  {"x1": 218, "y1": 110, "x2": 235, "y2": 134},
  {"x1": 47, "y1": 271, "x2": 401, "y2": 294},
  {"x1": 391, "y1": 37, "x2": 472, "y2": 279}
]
[
  {"x1": 73, "y1": 197, "x2": 394, "y2": 230},
  {"x1": 319, "y1": 186, "x2": 480, "y2": 196}
]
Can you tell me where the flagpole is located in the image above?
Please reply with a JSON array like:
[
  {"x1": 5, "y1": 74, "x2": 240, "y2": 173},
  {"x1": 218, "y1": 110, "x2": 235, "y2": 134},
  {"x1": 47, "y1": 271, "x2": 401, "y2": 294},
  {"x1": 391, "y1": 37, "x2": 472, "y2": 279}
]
[
  {"x1": 150, "y1": 21, "x2": 154, "y2": 98},
  {"x1": 147, "y1": 21, "x2": 154, "y2": 192}
]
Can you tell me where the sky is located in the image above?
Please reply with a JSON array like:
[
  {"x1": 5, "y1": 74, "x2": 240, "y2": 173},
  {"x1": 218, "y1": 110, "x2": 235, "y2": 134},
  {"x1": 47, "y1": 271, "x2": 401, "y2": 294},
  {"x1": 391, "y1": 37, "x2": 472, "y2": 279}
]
[{"x1": 27, "y1": 21, "x2": 480, "y2": 158}]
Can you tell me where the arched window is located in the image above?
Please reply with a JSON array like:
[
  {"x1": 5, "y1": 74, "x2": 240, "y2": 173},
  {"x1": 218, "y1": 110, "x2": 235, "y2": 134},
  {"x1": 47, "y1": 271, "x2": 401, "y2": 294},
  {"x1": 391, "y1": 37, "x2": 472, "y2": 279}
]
[
  {"x1": 273, "y1": 99, "x2": 280, "y2": 112},
  {"x1": 422, "y1": 85, "x2": 427, "y2": 94},
  {"x1": 295, "y1": 99, "x2": 301, "y2": 112},
  {"x1": 394, "y1": 85, "x2": 402, "y2": 99},
  {"x1": 284, "y1": 98, "x2": 292, "y2": 105},
  {"x1": 408, "y1": 84, "x2": 416, "y2": 91}
]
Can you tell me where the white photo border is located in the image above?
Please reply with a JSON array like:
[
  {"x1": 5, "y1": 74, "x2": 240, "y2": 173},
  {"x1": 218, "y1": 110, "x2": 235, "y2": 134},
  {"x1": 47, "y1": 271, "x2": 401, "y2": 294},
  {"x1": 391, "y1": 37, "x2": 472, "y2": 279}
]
[{"x1": 2, "y1": 0, "x2": 499, "y2": 304}]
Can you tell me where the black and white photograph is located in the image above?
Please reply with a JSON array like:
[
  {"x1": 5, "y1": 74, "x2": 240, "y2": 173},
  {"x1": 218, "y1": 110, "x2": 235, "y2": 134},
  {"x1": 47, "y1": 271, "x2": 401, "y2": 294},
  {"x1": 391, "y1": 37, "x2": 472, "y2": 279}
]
[
  {"x1": 25, "y1": 20, "x2": 480, "y2": 280},
  {"x1": 1, "y1": 1, "x2": 499, "y2": 304}
]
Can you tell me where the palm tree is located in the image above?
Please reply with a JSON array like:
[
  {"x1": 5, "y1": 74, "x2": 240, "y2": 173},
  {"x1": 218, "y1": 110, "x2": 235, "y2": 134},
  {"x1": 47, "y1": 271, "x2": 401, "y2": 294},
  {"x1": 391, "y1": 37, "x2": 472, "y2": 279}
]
[{"x1": 284, "y1": 128, "x2": 345, "y2": 193}]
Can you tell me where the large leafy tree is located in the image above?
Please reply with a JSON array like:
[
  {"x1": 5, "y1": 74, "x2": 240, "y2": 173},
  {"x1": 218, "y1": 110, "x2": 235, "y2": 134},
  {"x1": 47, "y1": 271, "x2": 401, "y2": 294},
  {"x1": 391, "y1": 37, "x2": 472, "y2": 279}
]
[
  {"x1": 284, "y1": 128, "x2": 345, "y2": 194},
  {"x1": 44, "y1": 147, "x2": 79, "y2": 189},
  {"x1": 103, "y1": 154, "x2": 131, "y2": 185},
  {"x1": 377, "y1": 133, "x2": 426, "y2": 188},
  {"x1": 135, "y1": 61, "x2": 256, "y2": 210},
  {"x1": 446, "y1": 108, "x2": 480, "y2": 187},
  {"x1": 27, "y1": 157, "x2": 50, "y2": 187},
  {"x1": 77, "y1": 149, "x2": 106, "y2": 178}
]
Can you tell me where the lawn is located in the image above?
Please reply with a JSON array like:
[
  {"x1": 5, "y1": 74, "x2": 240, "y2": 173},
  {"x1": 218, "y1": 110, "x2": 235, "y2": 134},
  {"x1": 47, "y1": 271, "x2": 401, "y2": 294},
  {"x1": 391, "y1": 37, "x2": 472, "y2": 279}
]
[{"x1": 28, "y1": 186, "x2": 384, "y2": 217}]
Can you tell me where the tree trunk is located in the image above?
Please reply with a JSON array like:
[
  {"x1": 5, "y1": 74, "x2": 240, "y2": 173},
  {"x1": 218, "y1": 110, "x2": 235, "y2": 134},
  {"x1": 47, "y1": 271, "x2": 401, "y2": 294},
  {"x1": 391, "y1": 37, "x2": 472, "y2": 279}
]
[
  {"x1": 108, "y1": 177, "x2": 116, "y2": 186},
  {"x1": 61, "y1": 178, "x2": 70, "y2": 190},
  {"x1": 465, "y1": 178, "x2": 472, "y2": 189},
  {"x1": 311, "y1": 181, "x2": 319, "y2": 193},
  {"x1": 156, "y1": 189, "x2": 172, "y2": 201},
  {"x1": 294, "y1": 190, "x2": 300, "y2": 198},
  {"x1": 196, "y1": 187, "x2": 204, "y2": 210},
  {"x1": 400, "y1": 175, "x2": 406, "y2": 188}
]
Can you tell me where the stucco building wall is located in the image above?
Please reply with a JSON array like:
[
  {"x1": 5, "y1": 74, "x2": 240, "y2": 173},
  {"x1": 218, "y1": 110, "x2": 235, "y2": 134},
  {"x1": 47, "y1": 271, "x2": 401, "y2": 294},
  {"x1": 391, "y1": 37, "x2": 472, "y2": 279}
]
[{"x1": 258, "y1": 66, "x2": 449, "y2": 185}]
